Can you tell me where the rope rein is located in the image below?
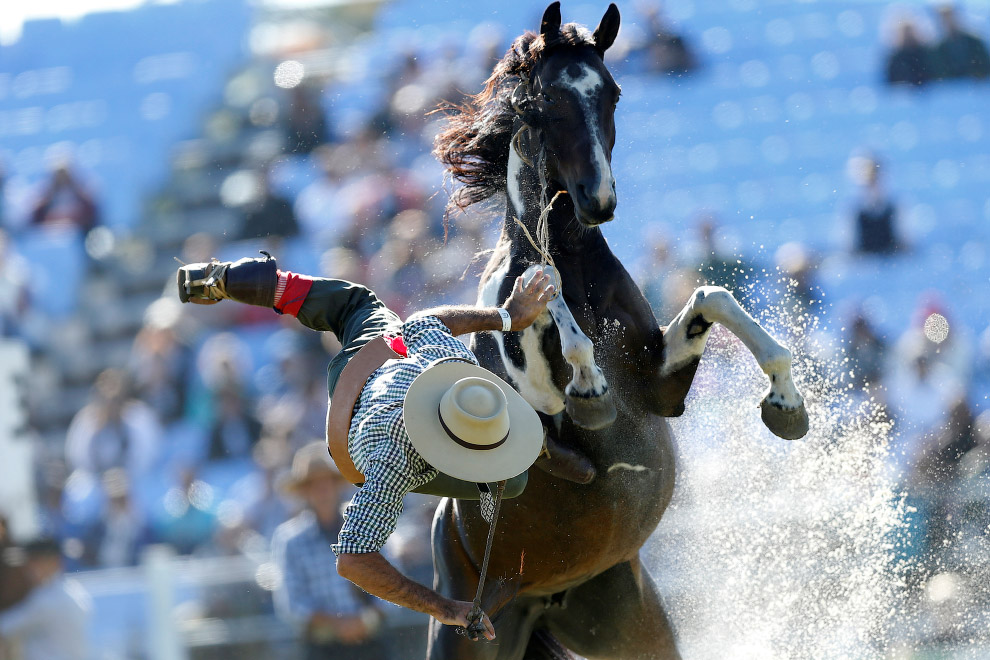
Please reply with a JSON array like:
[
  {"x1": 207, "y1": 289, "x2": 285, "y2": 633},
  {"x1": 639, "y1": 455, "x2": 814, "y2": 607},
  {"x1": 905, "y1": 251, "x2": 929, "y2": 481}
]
[
  {"x1": 510, "y1": 73, "x2": 563, "y2": 299},
  {"x1": 457, "y1": 74, "x2": 568, "y2": 640},
  {"x1": 511, "y1": 187, "x2": 562, "y2": 289},
  {"x1": 457, "y1": 480, "x2": 507, "y2": 641}
]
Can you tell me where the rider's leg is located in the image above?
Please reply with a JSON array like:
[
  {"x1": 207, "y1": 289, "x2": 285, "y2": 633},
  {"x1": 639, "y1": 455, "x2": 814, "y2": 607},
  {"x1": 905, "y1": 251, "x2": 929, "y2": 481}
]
[{"x1": 177, "y1": 253, "x2": 400, "y2": 395}]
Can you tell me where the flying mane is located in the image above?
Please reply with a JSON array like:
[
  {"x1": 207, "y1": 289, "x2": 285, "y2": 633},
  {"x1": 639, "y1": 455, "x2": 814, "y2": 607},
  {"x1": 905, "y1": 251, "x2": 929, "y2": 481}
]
[{"x1": 433, "y1": 23, "x2": 597, "y2": 215}]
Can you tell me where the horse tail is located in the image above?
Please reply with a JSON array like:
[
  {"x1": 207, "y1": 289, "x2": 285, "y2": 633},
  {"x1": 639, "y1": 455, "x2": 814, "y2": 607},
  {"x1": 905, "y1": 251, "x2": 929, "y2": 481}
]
[{"x1": 523, "y1": 628, "x2": 575, "y2": 660}]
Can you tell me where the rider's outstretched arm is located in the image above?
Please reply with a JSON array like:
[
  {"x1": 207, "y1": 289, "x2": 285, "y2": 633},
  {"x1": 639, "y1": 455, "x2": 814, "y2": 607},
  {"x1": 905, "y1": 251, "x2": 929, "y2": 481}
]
[
  {"x1": 336, "y1": 551, "x2": 495, "y2": 640},
  {"x1": 418, "y1": 269, "x2": 555, "y2": 336}
]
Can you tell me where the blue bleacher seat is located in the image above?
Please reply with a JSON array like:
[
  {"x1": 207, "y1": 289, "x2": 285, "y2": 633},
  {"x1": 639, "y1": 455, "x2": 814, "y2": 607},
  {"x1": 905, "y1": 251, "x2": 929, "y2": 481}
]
[{"x1": 2, "y1": 0, "x2": 251, "y2": 229}]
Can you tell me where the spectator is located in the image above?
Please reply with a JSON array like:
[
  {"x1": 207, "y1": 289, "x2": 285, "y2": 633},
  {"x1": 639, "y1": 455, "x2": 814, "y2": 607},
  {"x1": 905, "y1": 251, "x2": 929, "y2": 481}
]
[
  {"x1": 635, "y1": 226, "x2": 674, "y2": 321},
  {"x1": 94, "y1": 469, "x2": 147, "y2": 568},
  {"x1": 30, "y1": 164, "x2": 99, "y2": 232},
  {"x1": 128, "y1": 307, "x2": 192, "y2": 425},
  {"x1": 641, "y1": 3, "x2": 697, "y2": 75},
  {"x1": 0, "y1": 161, "x2": 7, "y2": 229},
  {"x1": 33, "y1": 461, "x2": 72, "y2": 557},
  {"x1": 236, "y1": 438, "x2": 292, "y2": 540},
  {"x1": 847, "y1": 311, "x2": 887, "y2": 390},
  {"x1": 206, "y1": 385, "x2": 261, "y2": 461},
  {"x1": 847, "y1": 153, "x2": 901, "y2": 255},
  {"x1": 886, "y1": 18, "x2": 935, "y2": 87},
  {"x1": 64, "y1": 368, "x2": 161, "y2": 483},
  {"x1": 0, "y1": 516, "x2": 31, "y2": 613},
  {"x1": 959, "y1": 409, "x2": 990, "y2": 481},
  {"x1": 240, "y1": 165, "x2": 300, "y2": 241},
  {"x1": 932, "y1": 5, "x2": 990, "y2": 81},
  {"x1": 0, "y1": 229, "x2": 30, "y2": 338},
  {"x1": 191, "y1": 333, "x2": 255, "y2": 425},
  {"x1": 917, "y1": 397, "x2": 978, "y2": 487},
  {"x1": 893, "y1": 295, "x2": 975, "y2": 386},
  {"x1": 913, "y1": 397, "x2": 978, "y2": 554},
  {"x1": 883, "y1": 351, "x2": 965, "y2": 483},
  {"x1": 285, "y1": 84, "x2": 330, "y2": 154},
  {"x1": 774, "y1": 242, "x2": 821, "y2": 319},
  {"x1": 0, "y1": 538, "x2": 91, "y2": 660},
  {"x1": 272, "y1": 442, "x2": 387, "y2": 660},
  {"x1": 294, "y1": 146, "x2": 353, "y2": 248},
  {"x1": 695, "y1": 214, "x2": 753, "y2": 295},
  {"x1": 152, "y1": 467, "x2": 218, "y2": 555},
  {"x1": 0, "y1": 159, "x2": 32, "y2": 231},
  {"x1": 0, "y1": 516, "x2": 31, "y2": 660}
]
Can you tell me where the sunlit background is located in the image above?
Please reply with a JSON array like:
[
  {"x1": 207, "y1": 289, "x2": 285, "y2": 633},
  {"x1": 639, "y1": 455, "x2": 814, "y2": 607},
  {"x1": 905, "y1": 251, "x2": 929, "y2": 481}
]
[{"x1": 1, "y1": 0, "x2": 989, "y2": 658}]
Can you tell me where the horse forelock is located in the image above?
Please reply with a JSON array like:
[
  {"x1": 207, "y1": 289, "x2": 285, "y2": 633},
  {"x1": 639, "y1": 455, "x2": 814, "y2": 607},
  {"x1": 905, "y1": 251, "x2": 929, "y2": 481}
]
[{"x1": 433, "y1": 23, "x2": 597, "y2": 219}]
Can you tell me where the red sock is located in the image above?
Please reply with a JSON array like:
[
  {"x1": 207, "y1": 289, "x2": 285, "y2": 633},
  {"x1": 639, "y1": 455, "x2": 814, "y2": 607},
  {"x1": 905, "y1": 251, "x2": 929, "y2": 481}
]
[{"x1": 273, "y1": 270, "x2": 314, "y2": 317}]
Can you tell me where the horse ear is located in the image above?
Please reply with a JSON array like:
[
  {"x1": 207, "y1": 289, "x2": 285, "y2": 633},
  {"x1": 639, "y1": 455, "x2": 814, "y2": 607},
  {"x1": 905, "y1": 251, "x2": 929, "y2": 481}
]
[
  {"x1": 593, "y1": 3, "x2": 620, "y2": 55},
  {"x1": 541, "y1": 2, "x2": 562, "y2": 42}
]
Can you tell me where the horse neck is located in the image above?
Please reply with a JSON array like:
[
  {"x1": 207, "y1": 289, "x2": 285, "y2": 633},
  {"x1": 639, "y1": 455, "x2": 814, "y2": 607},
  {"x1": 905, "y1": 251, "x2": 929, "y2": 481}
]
[{"x1": 502, "y1": 138, "x2": 609, "y2": 265}]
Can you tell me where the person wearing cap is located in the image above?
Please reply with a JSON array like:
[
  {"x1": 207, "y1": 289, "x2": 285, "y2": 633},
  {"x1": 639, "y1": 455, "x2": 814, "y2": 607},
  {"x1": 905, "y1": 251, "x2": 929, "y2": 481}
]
[
  {"x1": 0, "y1": 539, "x2": 90, "y2": 660},
  {"x1": 178, "y1": 254, "x2": 552, "y2": 640},
  {"x1": 273, "y1": 442, "x2": 387, "y2": 659}
]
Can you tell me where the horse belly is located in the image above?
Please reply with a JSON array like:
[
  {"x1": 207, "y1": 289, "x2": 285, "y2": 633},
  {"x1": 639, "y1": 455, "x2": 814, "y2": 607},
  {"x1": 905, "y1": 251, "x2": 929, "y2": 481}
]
[{"x1": 503, "y1": 414, "x2": 676, "y2": 596}]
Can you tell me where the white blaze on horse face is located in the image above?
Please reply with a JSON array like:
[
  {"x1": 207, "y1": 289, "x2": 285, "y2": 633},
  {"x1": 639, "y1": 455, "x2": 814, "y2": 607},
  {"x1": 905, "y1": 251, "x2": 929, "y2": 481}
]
[
  {"x1": 561, "y1": 63, "x2": 615, "y2": 211},
  {"x1": 478, "y1": 259, "x2": 566, "y2": 415},
  {"x1": 506, "y1": 145, "x2": 526, "y2": 219}
]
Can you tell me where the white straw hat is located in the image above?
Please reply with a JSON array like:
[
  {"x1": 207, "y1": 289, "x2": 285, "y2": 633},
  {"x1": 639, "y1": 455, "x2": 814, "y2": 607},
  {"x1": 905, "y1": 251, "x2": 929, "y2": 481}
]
[{"x1": 403, "y1": 361, "x2": 543, "y2": 483}]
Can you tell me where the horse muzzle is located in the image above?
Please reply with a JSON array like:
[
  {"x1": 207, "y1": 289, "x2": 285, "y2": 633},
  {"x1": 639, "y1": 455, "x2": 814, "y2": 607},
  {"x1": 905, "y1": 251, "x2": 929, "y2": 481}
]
[
  {"x1": 574, "y1": 193, "x2": 617, "y2": 227},
  {"x1": 571, "y1": 177, "x2": 616, "y2": 226}
]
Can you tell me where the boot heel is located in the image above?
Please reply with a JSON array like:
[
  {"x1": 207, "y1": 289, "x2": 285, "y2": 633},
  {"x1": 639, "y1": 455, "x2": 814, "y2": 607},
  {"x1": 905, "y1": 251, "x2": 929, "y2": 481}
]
[{"x1": 177, "y1": 263, "x2": 212, "y2": 303}]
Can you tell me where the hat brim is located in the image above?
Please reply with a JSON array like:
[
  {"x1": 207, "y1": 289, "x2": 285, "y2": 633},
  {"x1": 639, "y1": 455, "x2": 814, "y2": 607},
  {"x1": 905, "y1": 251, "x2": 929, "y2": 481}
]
[{"x1": 403, "y1": 362, "x2": 543, "y2": 483}]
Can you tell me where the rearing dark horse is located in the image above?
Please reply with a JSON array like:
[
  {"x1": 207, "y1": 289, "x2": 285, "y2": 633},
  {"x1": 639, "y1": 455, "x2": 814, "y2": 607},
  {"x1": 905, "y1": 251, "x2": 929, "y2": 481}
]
[{"x1": 429, "y1": 4, "x2": 808, "y2": 658}]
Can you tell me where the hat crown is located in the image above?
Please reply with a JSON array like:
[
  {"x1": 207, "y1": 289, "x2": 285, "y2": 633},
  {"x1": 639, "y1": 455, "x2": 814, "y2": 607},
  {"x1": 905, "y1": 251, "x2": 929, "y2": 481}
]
[
  {"x1": 458, "y1": 382, "x2": 501, "y2": 419},
  {"x1": 439, "y1": 377, "x2": 510, "y2": 448}
]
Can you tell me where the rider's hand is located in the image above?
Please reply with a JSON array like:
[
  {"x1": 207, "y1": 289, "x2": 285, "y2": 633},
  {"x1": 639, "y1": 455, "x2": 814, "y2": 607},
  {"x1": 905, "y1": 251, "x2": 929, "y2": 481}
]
[
  {"x1": 436, "y1": 599, "x2": 496, "y2": 641},
  {"x1": 502, "y1": 269, "x2": 555, "y2": 331}
]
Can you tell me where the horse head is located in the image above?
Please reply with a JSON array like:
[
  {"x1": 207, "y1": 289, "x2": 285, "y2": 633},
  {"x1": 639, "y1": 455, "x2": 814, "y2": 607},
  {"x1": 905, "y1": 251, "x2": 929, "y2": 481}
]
[{"x1": 515, "y1": 2, "x2": 622, "y2": 227}]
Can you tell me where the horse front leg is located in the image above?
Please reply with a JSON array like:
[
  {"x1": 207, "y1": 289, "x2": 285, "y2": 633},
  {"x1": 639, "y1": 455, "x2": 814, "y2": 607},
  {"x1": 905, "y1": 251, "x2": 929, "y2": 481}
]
[
  {"x1": 660, "y1": 286, "x2": 809, "y2": 440},
  {"x1": 523, "y1": 265, "x2": 617, "y2": 431}
]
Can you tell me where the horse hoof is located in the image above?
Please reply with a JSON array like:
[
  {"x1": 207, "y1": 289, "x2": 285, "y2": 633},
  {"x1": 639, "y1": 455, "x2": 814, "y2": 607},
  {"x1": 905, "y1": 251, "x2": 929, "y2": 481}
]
[
  {"x1": 565, "y1": 390, "x2": 617, "y2": 431},
  {"x1": 760, "y1": 398, "x2": 809, "y2": 440}
]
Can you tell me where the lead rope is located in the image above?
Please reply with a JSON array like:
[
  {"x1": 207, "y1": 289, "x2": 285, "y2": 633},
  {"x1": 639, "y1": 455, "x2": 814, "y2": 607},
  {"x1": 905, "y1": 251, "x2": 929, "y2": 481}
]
[
  {"x1": 456, "y1": 77, "x2": 561, "y2": 641},
  {"x1": 511, "y1": 122, "x2": 563, "y2": 300},
  {"x1": 457, "y1": 479, "x2": 507, "y2": 641}
]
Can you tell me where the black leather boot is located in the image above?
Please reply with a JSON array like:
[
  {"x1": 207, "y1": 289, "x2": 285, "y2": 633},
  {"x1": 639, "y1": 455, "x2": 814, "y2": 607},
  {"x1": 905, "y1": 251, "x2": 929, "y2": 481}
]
[{"x1": 177, "y1": 251, "x2": 277, "y2": 307}]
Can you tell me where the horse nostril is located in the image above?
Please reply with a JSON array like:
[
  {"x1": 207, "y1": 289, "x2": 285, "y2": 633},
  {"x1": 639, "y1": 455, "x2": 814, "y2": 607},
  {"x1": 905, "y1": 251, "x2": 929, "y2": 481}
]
[{"x1": 576, "y1": 183, "x2": 592, "y2": 206}]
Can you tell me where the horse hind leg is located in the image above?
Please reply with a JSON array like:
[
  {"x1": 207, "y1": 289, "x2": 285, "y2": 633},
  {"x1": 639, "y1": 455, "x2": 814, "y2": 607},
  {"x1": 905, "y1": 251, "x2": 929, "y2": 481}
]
[
  {"x1": 523, "y1": 265, "x2": 617, "y2": 431},
  {"x1": 542, "y1": 557, "x2": 682, "y2": 660},
  {"x1": 523, "y1": 629, "x2": 575, "y2": 660},
  {"x1": 662, "y1": 285, "x2": 809, "y2": 440}
]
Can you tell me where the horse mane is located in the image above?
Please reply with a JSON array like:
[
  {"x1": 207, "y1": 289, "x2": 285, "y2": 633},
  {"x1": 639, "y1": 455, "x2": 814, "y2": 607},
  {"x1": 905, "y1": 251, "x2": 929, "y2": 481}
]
[{"x1": 433, "y1": 23, "x2": 596, "y2": 216}]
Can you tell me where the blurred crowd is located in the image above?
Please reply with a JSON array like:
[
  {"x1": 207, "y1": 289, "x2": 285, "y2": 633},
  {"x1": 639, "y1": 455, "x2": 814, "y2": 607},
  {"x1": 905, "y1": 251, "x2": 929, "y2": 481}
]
[
  {"x1": 1, "y1": 1, "x2": 989, "y2": 657},
  {"x1": 885, "y1": 4, "x2": 990, "y2": 87}
]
